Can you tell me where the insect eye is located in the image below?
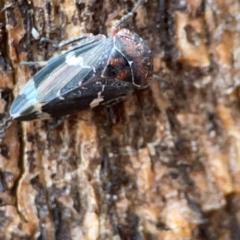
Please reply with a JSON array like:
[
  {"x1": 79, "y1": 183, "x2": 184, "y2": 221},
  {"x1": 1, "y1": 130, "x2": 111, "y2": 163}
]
[{"x1": 104, "y1": 65, "x2": 118, "y2": 79}]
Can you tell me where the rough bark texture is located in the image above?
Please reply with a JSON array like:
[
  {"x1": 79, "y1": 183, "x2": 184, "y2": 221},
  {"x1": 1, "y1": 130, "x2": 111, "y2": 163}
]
[{"x1": 0, "y1": 0, "x2": 239, "y2": 239}]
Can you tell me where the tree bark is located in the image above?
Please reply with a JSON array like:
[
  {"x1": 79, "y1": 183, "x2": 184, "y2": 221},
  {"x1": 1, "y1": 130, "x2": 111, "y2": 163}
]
[{"x1": 0, "y1": 0, "x2": 239, "y2": 239}]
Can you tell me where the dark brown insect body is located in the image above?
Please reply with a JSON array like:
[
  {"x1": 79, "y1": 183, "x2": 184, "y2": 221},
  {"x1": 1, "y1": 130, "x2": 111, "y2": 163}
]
[{"x1": 10, "y1": 28, "x2": 153, "y2": 121}]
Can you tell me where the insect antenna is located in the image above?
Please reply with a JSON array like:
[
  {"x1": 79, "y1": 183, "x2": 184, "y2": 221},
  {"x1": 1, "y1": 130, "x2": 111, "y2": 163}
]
[{"x1": 113, "y1": 0, "x2": 143, "y2": 28}]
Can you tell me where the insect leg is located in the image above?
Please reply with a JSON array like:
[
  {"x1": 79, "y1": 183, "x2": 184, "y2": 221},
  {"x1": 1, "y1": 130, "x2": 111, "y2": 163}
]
[
  {"x1": 40, "y1": 33, "x2": 94, "y2": 49},
  {"x1": 102, "y1": 96, "x2": 128, "y2": 125},
  {"x1": 56, "y1": 34, "x2": 106, "y2": 55},
  {"x1": 48, "y1": 117, "x2": 65, "y2": 130},
  {"x1": 20, "y1": 61, "x2": 48, "y2": 67},
  {"x1": 104, "y1": 105, "x2": 116, "y2": 126},
  {"x1": 102, "y1": 96, "x2": 127, "y2": 106},
  {"x1": 58, "y1": 34, "x2": 94, "y2": 48}
]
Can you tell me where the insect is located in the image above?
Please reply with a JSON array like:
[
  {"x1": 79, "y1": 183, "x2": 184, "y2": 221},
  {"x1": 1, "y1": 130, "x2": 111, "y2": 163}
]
[{"x1": 9, "y1": 0, "x2": 153, "y2": 121}]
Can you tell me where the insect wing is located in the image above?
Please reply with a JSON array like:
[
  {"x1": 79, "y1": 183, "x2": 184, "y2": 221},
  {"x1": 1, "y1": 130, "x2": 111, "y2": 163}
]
[
  {"x1": 36, "y1": 36, "x2": 114, "y2": 102},
  {"x1": 10, "y1": 35, "x2": 109, "y2": 120}
]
